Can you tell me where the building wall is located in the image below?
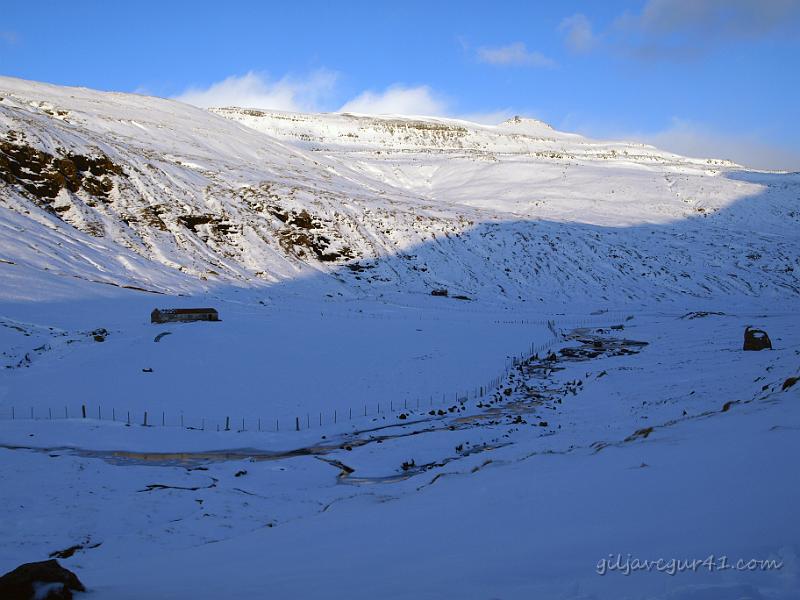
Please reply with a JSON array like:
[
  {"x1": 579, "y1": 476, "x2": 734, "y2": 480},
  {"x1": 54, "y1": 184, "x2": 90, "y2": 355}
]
[{"x1": 152, "y1": 312, "x2": 217, "y2": 323}]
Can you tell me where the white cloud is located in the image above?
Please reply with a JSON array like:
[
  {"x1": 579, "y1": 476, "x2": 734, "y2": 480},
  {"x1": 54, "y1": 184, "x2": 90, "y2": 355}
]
[
  {"x1": 626, "y1": 0, "x2": 800, "y2": 38},
  {"x1": 339, "y1": 86, "x2": 527, "y2": 124},
  {"x1": 556, "y1": 2, "x2": 800, "y2": 61},
  {"x1": 558, "y1": 14, "x2": 597, "y2": 53},
  {"x1": 172, "y1": 71, "x2": 531, "y2": 124},
  {"x1": 611, "y1": 0, "x2": 800, "y2": 58},
  {"x1": 642, "y1": 119, "x2": 800, "y2": 171},
  {"x1": 173, "y1": 70, "x2": 338, "y2": 112},
  {"x1": 476, "y1": 43, "x2": 556, "y2": 68},
  {"x1": 339, "y1": 85, "x2": 448, "y2": 116}
]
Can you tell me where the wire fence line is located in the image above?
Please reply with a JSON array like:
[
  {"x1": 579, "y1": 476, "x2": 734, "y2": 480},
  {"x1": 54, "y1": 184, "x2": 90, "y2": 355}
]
[{"x1": 0, "y1": 313, "x2": 627, "y2": 434}]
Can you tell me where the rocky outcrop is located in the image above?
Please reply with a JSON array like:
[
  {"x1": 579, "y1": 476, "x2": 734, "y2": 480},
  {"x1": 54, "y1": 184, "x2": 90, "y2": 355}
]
[
  {"x1": 743, "y1": 327, "x2": 772, "y2": 351},
  {"x1": 0, "y1": 134, "x2": 124, "y2": 203},
  {"x1": 0, "y1": 559, "x2": 85, "y2": 600}
]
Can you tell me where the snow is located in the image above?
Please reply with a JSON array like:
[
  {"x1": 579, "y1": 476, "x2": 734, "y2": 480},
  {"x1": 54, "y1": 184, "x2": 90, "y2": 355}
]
[
  {"x1": 0, "y1": 290, "x2": 564, "y2": 434},
  {"x1": 2, "y1": 311, "x2": 798, "y2": 599},
  {"x1": 0, "y1": 76, "x2": 798, "y2": 599}
]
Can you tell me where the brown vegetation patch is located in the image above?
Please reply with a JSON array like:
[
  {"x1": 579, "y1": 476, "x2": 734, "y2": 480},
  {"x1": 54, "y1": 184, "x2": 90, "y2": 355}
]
[
  {"x1": 275, "y1": 208, "x2": 354, "y2": 262},
  {"x1": 0, "y1": 137, "x2": 126, "y2": 210}
]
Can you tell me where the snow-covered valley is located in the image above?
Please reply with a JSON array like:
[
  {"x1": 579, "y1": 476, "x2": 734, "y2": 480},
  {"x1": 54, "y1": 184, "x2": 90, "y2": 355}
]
[{"x1": 0, "y1": 76, "x2": 798, "y2": 599}]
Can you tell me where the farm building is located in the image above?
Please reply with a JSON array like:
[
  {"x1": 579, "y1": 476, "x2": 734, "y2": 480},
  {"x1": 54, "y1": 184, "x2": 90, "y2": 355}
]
[{"x1": 150, "y1": 308, "x2": 220, "y2": 324}]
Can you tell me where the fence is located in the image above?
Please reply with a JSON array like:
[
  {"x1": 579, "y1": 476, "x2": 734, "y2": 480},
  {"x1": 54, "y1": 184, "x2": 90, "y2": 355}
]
[{"x1": 0, "y1": 312, "x2": 627, "y2": 434}]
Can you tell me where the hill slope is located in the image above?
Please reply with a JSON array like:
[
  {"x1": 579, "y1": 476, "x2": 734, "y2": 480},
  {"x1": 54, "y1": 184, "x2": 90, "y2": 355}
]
[{"x1": 0, "y1": 76, "x2": 798, "y2": 304}]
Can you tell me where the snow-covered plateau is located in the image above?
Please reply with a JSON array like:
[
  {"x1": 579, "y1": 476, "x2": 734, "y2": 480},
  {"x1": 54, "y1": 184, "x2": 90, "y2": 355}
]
[{"x1": 0, "y1": 75, "x2": 798, "y2": 599}]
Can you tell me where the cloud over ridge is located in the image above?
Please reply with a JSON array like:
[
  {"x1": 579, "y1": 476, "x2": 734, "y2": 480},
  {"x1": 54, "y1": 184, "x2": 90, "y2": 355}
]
[{"x1": 173, "y1": 70, "x2": 338, "y2": 112}]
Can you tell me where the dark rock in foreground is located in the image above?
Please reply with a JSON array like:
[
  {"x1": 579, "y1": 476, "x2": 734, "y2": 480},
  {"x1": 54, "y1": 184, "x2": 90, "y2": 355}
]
[{"x1": 0, "y1": 559, "x2": 85, "y2": 599}]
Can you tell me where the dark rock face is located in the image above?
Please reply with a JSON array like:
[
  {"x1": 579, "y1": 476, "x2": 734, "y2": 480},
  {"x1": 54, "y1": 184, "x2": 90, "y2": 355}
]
[
  {"x1": 743, "y1": 327, "x2": 772, "y2": 351},
  {"x1": 0, "y1": 559, "x2": 85, "y2": 600},
  {"x1": 90, "y1": 328, "x2": 108, "y2": 342},
  {"x1": 625, "y1": 426, "x2": 654, "y2": 442},
  {"x1": 272, "y1": 208, "x2": 353, "y2": 263},
  {"x1": 0, "y1": 138, "x2": 125, "y2": 203}
]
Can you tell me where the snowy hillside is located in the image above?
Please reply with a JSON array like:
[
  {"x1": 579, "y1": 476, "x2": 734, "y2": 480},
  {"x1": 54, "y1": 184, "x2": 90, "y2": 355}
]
[
  {"x1": 1, "y1": 76, "x2": 797, "y2": 305},
  {"x1": 1, "y1": 77, "x2": 799, "y2": 600}
]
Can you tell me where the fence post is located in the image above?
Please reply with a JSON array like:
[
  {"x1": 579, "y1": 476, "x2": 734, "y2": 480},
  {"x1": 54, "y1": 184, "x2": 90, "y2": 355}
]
[
  {"x1": 295, "y1": 416, "x2": 300, "y2": 431},
  {"x1": 98, "y1": 406, "x2": 101, "y2": 420},
  {"x1": 112, "y1": 408, "x2": 115, "y2": 422},
  {"x1": 258, "y1": 418, "x2": 261, "y2": 432},
  {"x1": 334, "y1": 410, "x2": 337, "y2": 424},
  {"x1": 127, "y1": 411, "x2": 130, "y2": 426},
  {"x1": 65, "y1": 406, "x2": 68, "y2": 419},
  {"x1": 82, "y1": 405, "x2": 86, "y2": 419},
  {"x1": 49, "y1": 407, "x2": 52, "y2": 420},
  {"x1": 225, "y1": 416, "x2": 230, "y2": 431},
  {"x1": 11, "y1": 407, "x2": 14, "y2": 420},
  {"x1": 143, "y1": 411, "x2": 148, "y2": 427}
]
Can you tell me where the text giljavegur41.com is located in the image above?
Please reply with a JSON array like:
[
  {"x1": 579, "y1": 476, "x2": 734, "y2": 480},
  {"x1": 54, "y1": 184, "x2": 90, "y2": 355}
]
[{"x1": 596, "y1": 554, "x2": 783, "y2": 576}]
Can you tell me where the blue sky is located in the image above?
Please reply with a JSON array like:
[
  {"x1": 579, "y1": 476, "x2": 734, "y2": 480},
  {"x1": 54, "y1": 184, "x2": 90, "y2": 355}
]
[{"x1": 2, "y1": 0, "x2": 799, "y2": 169}]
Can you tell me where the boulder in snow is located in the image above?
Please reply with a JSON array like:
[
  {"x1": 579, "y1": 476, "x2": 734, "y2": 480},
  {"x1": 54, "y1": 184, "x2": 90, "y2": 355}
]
[
  {"x1": 743, "y1": 326, "x2": 772, "y2": 351},
  {"x1": 0, "y1": 559, "x2": 85, "y2": 600}
]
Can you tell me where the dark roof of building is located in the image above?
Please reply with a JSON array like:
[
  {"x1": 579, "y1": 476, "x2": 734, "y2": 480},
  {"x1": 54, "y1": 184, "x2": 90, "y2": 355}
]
[{"x1": 152, "y1": 308, "x2": 218, "y2": 315}]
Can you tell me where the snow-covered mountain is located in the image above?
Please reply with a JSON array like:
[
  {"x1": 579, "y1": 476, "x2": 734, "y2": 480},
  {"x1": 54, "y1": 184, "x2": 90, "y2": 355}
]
[
  {"x1": 0, "y1": 75, "x2": 798, "y2": 304},
  {"x1": 2, "y1": 77, "x2": 800, "y2": 600}
]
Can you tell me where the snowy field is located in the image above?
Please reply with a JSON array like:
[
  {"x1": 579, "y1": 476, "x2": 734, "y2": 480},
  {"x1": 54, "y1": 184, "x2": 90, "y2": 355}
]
[
  {"x1": 0, "y1": 286, "x2": 567, "y2": 438},
  {"x1": 1, "y1": 307, "x2": 798, "y2": 599},
  {"x1": 1, "y1": 77, "x2": 798, "y2": 599}
]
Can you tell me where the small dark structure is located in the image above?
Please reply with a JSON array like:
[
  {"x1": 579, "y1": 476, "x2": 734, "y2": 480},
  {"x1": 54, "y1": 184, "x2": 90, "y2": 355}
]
[
  {"x1": 0, "y1": 559, "x2": 85, "y2": 600},
  {"x1": 743, "y1": 326, "x2": 772, "y2": 351},
  {"x1": 151, "y1": 308, "x2": 219, "y2": 324},
  {"x1": 431, "y1": 288, "x2": 449, "y2": 297}
]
